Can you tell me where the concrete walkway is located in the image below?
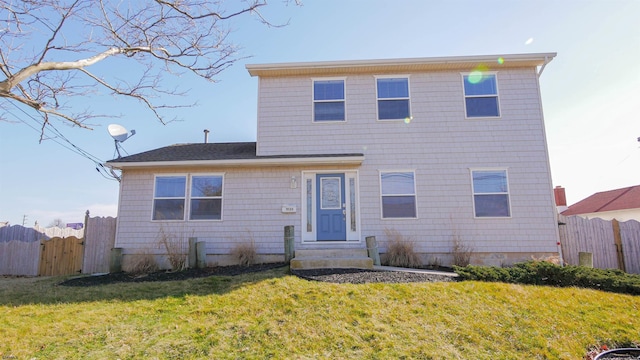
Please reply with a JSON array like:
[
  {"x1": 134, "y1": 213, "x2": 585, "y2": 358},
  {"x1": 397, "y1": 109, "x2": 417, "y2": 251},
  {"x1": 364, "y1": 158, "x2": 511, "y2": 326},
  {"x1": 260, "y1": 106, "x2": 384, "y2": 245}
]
[{"x1": 373, "y1": 265, "x2": 459, "y2": 277}]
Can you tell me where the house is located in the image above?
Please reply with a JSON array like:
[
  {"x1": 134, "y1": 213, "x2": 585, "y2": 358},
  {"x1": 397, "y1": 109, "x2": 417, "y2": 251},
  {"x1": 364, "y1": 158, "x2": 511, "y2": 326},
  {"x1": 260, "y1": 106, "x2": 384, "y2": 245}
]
[
  {"x1": 561, "y1": 185, "x2": 640, "y2": 221},
  {"x1": 106, "y1": 52, "x2": 560, "y2": 270}
]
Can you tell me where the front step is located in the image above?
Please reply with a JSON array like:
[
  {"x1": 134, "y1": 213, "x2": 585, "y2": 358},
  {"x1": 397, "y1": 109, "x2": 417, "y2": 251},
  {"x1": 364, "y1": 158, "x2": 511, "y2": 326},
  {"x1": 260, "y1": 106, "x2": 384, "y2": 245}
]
[{"x1": 290, "y1": 249, "x2": 374, "y2": 270}]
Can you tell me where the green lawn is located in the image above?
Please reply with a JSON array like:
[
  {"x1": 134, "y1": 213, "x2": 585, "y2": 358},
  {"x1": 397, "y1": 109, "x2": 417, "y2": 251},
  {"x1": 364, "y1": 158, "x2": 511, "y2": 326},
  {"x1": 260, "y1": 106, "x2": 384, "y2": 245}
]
[{"x1": 1, "y1": 267, "x2": 638, "y2": 359}]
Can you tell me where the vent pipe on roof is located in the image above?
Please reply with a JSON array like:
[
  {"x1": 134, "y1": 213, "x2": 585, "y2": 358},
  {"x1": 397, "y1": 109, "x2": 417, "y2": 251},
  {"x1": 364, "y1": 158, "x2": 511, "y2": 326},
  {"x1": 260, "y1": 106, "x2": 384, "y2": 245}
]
[{"x1": 204, "y1": 129, "x2": 210, "y2": 144}]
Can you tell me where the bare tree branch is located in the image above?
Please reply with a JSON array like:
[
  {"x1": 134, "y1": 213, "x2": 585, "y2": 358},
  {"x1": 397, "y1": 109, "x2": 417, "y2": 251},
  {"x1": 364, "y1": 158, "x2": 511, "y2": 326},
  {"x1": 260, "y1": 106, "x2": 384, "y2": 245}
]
[{"x1": 0, "y1": 0, "x2": 299, "y2": 136}]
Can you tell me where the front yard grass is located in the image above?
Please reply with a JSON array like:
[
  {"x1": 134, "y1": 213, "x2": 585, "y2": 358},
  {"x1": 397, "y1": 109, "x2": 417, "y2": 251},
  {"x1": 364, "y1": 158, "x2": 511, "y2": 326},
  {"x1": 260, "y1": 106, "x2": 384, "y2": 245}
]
[{"x1": 1, "y1": 267, "x2": 638, "y2": 359}]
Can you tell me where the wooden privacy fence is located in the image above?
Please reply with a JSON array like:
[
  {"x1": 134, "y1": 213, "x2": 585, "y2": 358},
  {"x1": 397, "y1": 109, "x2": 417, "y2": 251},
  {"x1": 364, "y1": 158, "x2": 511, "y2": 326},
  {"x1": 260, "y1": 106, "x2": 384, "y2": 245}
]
[
  {"x1": 39, "y1": 236, "x2": 84, "y2": 276},
  {"x1": 0, "y1": 213, "x2": 116, "y2": 276},
  {"x1": 0, "y1": 224, "x2": 83, "y2": 243},
  {"x1": 558, "y1": 214, "x2": 640, "y2": 274},
  {"x1": 0, "y1": 241, "x2": 40, "y2": 276},
  {"x1": 82, "y1": 215, "x2": 117, "y2": 274}
]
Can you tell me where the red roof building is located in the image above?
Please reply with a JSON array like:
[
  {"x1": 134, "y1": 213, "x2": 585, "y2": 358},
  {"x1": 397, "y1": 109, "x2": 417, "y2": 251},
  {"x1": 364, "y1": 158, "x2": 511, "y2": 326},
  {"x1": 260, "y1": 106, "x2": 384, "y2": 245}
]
[{"x1": 561, "y1": 185, "x2": 640, "y2": 221}]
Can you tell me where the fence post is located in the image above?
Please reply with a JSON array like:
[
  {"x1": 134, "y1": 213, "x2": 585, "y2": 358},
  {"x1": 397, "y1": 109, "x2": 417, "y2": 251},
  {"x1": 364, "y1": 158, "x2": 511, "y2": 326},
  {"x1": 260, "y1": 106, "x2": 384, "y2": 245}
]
[
  {"x1": 110, "y1": 248, "x2": 123, "y2": 273},
  {"x1": 612, "y1": 219, "x2": 626, "y2": 272},
  {"x1": 188, "y1": 237, "x2": 198, "y2": 269},
  {"x1": 84, "y1": 210, "x2": 90, "y2": 235},
  {"x1": 81, "y1": 210, "x2": 90, "y2": 273},
  {"x1": 196, "y1": 241, "x2": 207, "y2": 269},
  {"x1": 366, "y1": 236, "x2": 381, "y2": 266},
  {"x1": 284, "y1": 226, "x2": 295, "y2": 262}
]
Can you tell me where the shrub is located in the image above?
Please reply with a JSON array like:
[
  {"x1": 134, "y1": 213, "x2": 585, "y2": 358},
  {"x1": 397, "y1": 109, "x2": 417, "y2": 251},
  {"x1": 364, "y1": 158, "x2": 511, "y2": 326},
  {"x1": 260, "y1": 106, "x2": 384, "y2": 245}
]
[
  {"x1": 158, "y1": 227, "x2": 187, "y2": 271},
  {"x1": 129, "y1": 253, "x2": 159, "y2": 274},
  {"x1": 231, "y1": 242, "x2": 257, "y2": 267},
  {"x1": 454, "y1": 260, "x2": 640, "y2": 296},
  {"x1": 451, "y1": 236, "x2": 473, "y2": 267},
  {"x1": 382, "y1": 228, "x2": 421, "y2": 268}
]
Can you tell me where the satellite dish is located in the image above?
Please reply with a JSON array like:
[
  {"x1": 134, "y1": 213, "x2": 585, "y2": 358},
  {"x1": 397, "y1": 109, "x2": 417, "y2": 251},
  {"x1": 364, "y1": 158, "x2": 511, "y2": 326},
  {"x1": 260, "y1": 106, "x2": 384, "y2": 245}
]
[
  {"x1": 108, "y1": 124, "x2": 135, "y2": 143},
  {"x1": 107, "y1": 124, "x2": 136, "y2": 158}
]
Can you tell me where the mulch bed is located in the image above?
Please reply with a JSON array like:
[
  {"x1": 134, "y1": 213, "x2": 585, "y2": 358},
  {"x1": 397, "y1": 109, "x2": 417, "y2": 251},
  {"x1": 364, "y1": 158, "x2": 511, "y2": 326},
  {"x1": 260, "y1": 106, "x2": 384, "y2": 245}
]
[
  {"x1": 59, "y1": 263, "x2": 287, "y2": 287},
  {"x1": 59, "y1": 263, "x2": 457, "y2": 287},
  {"x1": 291, "y1": 268, "x2": 457, "y2": 284}
]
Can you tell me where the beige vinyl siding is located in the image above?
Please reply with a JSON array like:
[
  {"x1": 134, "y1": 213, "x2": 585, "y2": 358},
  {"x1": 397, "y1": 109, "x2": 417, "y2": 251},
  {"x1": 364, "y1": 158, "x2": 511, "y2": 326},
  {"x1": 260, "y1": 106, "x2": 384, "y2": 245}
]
[
  {"x1": 115, "y1": 165, "x2": 356, "y2": 256},
  {"x1": 114, "y1": 65, "x2": 558, "y2": 264},
  {"x1": 253, "y1": 67, "x2": 558, "y2": 255}
]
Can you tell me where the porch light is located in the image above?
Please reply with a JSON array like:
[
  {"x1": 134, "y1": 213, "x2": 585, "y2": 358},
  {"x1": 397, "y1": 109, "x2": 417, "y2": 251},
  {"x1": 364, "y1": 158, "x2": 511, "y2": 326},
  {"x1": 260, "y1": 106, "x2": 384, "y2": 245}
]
[{"x1": 290, "y1": 176, "x2": 297, "y2": 189}]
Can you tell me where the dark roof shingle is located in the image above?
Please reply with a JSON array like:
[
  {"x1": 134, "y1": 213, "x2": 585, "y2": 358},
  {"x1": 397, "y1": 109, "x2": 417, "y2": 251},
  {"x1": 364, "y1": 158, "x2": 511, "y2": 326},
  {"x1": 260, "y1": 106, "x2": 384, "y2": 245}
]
[{"x1": 107, "y1": 142, "x2": 363, "y2": 164}]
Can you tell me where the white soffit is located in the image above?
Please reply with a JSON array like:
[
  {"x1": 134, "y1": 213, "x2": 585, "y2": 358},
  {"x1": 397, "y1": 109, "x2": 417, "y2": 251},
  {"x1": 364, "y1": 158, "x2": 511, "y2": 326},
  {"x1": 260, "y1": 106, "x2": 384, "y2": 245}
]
[{"x1": 246, "y1": 53, "x2": 557, "y2": 77}]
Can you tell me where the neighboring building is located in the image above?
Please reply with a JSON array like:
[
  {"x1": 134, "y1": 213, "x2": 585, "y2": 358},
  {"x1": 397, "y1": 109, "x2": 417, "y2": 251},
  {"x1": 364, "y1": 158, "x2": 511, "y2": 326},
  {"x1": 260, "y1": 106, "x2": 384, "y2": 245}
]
[
  {"x1": 554, "y1": 186, "x2": 568, "y2": 213},
  {"x1": 561, "y1": 185, "x2": 640, "y2": 221},
  {"x1": 107, "y1": 52, "x2": 560, "y2": 269}
]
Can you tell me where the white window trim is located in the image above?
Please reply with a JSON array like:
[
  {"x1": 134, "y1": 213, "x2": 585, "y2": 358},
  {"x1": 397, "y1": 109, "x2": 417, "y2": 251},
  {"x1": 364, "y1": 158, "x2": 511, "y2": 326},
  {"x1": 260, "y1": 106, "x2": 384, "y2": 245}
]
[
  {"x1": 469, "y1": 167, "x2": 512, "y2": 219},
  {"x1": 151, "y1": 173, "x2": 225, "y2": 222},
  {"x1": 312, "y1": 77, "x2": 347, "y2": 123},
  {"x1": 301, "y1": 170, "x2": 361, "y2": 242},
  {"x1": 379, "y1": 169, "x2": 418, "y2": 220},
  {"x1": 461, "y1": 72, "x2": 501, "y2": 119},
  {"x1": 375, "y1": 75, "x2": 412, "y2": 122}
]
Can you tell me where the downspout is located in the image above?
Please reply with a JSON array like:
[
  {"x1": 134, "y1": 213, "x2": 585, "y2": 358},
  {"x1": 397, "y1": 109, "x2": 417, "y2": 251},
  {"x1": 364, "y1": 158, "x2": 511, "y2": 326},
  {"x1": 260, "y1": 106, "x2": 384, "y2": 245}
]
[
  {"x1": 537, "y1": 55, "x2": 551, "y2": 78},
  {"x1": 536, "y1": 54, "x2": 564, "y2": 266}
]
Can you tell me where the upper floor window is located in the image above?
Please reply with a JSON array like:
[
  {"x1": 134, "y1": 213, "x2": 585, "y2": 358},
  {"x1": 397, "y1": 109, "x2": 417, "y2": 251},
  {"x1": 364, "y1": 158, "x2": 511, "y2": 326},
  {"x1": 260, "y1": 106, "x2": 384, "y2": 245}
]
[
  {"x1": 471, "y1": 169, "x2": 510, "y2": 218},
  {"x1": 380, "y1": 171, "x2": 417, "y2": 218},
  {"x1": 313, "y1": 79, "x2": 345, "y2": 121},
  {"x1": 153, "y1": 174, "x2": 223, "y2": 221},
  {"x1": 377, "y1": 77, "x2": 410, "y2": 120},
  {"x1": 463, "y1": 73, "x2": 500, "y2": 118}
]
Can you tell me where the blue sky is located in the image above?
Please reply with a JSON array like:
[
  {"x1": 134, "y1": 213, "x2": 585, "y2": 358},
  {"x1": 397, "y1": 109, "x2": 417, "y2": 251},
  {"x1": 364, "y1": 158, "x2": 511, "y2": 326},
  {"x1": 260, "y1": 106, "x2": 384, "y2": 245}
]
[{"x1": 1, "y1": 0, "x2": 638, "y2": 226}]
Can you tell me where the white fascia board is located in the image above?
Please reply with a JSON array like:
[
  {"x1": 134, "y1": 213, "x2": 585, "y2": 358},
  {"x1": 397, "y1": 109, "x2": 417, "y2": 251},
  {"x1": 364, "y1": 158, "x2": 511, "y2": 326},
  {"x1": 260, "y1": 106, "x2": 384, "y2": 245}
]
[
  {"x1": 106, "y1": 155, "x2": 365, "y2": 169},
  {"x1": 246, "y1": 53, "x2": 557, "y2": 76}
]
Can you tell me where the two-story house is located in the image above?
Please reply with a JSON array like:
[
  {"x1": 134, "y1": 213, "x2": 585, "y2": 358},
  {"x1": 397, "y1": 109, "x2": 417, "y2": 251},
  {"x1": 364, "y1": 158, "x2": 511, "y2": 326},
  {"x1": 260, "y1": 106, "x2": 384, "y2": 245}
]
[{"x1": 107, "y1": 52, "x2": 560, "y2": 270}]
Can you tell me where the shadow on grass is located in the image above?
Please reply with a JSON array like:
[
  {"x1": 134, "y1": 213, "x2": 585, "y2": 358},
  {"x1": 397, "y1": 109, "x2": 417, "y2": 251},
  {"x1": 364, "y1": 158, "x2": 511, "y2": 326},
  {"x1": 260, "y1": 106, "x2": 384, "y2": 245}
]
[{"x1": 0, "y1": 265, "x2": 290, "y2": 306}]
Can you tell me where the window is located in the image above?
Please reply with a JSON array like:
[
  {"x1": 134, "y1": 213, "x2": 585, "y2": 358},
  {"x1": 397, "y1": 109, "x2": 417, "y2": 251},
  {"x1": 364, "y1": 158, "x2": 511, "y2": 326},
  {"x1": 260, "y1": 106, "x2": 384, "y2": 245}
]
[
  {"x1": 471, "y1": 170, "x2": 510, "y2": 217},
  {"x1": 306, "y1": 178, "x2": 313, "y2": 232},
  {"x1": 152, "y1": 174, "x2": 223, "y2": 221},
  {"x1": 153, "y1": 176, "x2": 186, "y2": 220},
  {"x1": 463, "y1": 73, "x2": 500, "y2": 118},
  {"x1": 190, "y1": 175, "x2": 223, "y2": 220},
  {"x1": 349, "y1": 177, "x2": 356, "y2": 232},
  {"x1": 380, "y1": 171, "x2": 417, "y2": 218},
  {"x1": 313, "y1": 79, "x2": 345, "y2": 121},
  {"x1": 377, "y1": 77, "x2": 410, "y2": 120}
]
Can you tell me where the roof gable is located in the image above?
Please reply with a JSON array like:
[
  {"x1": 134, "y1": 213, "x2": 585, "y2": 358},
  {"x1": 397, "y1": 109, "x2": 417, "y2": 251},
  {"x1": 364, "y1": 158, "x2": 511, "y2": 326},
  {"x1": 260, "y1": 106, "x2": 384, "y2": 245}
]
[{"x1": 562, "y1": 185, "x2": 640, "y2": 215}]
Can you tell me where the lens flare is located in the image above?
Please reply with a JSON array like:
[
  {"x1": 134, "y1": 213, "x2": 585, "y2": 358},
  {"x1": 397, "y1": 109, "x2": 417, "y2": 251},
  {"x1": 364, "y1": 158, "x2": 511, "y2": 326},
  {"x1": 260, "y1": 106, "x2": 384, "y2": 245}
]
[
  {"x1": 467, "y1": 64, "x2": 490, "y2": 84},
  {"x1": 497, "y1": 57, "x2": 504, "y2": 65},
  {"x1": 525, "y1": 37, "x2": 534, "y2": 45},
  {"x1": 467, "y1": 70, "x2": 484, "y2": 84},
  {"x1": 404, "y1": 116, "x2": 413, "y2": 124}
]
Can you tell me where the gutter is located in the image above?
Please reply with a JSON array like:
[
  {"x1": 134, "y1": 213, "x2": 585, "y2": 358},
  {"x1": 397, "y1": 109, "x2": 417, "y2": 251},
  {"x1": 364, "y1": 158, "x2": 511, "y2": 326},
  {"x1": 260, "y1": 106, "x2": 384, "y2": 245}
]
[
  {"x1": 247, "y1": 52, "x2": 558, "y2": 77},
  {"x1": 106, "y1": 155, "x2": 365, "y2": 169}
]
